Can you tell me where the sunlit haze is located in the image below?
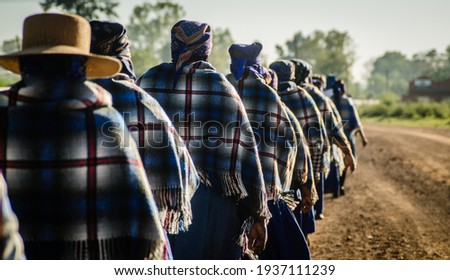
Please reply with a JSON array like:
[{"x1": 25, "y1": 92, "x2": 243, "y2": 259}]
[{"x1": 1, "y1": 0, "x2": 449, "y2": 83}]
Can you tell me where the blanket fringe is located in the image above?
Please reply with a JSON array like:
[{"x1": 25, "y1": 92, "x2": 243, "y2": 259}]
[
  {"x1": 197, "y1": 169, "x2": 249, "y2": 199},
  {"x1": 152, "y1": 187, "x2": 193, "y2": 234}
]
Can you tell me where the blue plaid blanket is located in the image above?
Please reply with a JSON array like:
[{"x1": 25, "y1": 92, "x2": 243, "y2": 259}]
[
  {"x1": 282, "y1": 106, "x2": 318, "y2": 203},
  {"x1": 337, "y1": 95, "x2": 363, "y2": 138},
  {"x1": 227, "y1": 69, "x2": 302, "y2": 198},
  {"x1": 0, "y1": 81, "x2": 165, "y2": 259},
  {"x1": 277, "y1": 81, "x2": 328, "y2": 180},
  {"x1": 301, "y1": 83, "x2": 349, "y2": 148},
  {"x1": 138, "y1": 61, "x2": 269, "y2": 219},
  {"x1": 94, "y1": 74, "x2": 199, "y2": 234}
]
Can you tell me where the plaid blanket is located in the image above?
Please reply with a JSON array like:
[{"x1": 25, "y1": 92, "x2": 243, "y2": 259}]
[
  {"x1": 326, "y1": 96, "x2": 345, "y2": 172},
  {"x1": 301, "y1": 83, "x2": 352, "y2": 173},
  {"x1": 137, "y1": 61, "x2": 269, "y2": 219},
  {"x1": 0, "y1": 81, "x2": 165, "y2": 259},
  {"x1": 282, "y1": 106, "x2": 318, "y2": 203},
  {"x1": 226, "y1": 69, "x2": 301, "y2": 199},
  {"x1": 336, "y1": 95, "x2": 363, "y2": 138},
  {"x1": 276, "y1": 81, "x2": 328, "y2": 180},
  {"x1": 301, "y1": 83, "x2": 349, "y2": 147},
  {"x1": 0, "y1": 173, "x2": 25, "y2": 260},
  {"x1": 94, "y1": 74, "x2": 199, "y2": 234}
]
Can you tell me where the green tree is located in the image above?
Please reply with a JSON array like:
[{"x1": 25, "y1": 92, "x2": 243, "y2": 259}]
[
  {"x1": 127, "y1": 1, "x2": 186, "y2": 75},
  {"x1": 447, "y1": 45, "x2": 450, "y2": 63},
  {"x1": 366, "y1": 51, "x2": 423, "y2": 97},
  {"x1": 40, "y1": 0, "x2": 119, "y2": 20},
  {"x1": 276, "y1": 30, "x2": 356, "y2": 83},
  {"x1": 208, "y1": 27, "x2": 234, "y2": 74},
  {"x1": 413, "y1": 46, "x2": 450, "y2": 82},
  {"x1": 1, "y1": 37, "x2": 21, "y2": 86},
  {"x1": 367, "y1": 47, "x2": 450, "y2": 98},
  {"x1": 348, "y1": 81, "x2": 367, "y2": 99}
]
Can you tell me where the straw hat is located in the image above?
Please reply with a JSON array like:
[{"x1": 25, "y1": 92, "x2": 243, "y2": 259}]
[{"x1": 0, "y1": 13, "x2": 121, "y2": 79}]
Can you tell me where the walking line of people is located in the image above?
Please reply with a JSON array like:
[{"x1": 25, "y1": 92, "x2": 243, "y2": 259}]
[{"x1": 0, "y1": 13, "x2": 367, "y2": 260}]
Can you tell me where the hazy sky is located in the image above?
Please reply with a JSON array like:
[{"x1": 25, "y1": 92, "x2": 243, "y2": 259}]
[{"x1": 1, "y1": 0, "x2": 449, "y2": 83}]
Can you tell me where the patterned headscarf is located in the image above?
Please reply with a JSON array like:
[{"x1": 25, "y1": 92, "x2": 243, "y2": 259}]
[
  {"x1": 90, "y1": 20, "x2": 136, "y2": 80},
  {"x1": 312, "y1": 74, "x2": 326, "y2": 91},
  {"x1": 265, "y1": 67, "x2": 278, "y2": 91},
  {"x1": 291, "y1": 59, "x2": 312, "y2": 85},
  {"x1": 171, "y1": 20, "x2": 213, "y2": 86},
  {"x1": 228, "y1": 42, "x2": 264, "y2": 80},
  {"x1": 269, "y1": 60, "x2": 295, "y2": 84}
]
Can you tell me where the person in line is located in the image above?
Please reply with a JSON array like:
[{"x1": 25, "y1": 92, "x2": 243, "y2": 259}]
[
  {"x1": 0, "y1": 173, "x2": 25, "y2": 260},
  {"x1": 313, "y1": 74, "x2": 345, "y2": 197},
  {"x1": 0, "y1": 13, "x2": 165, "y2": 259},
  {"x1": 291, "y1": 59, "x2": 355, "y2": 205},
  {"x1": 137, "y1": 20, "x2": 270, "y2": 260},
  {"x1": 226, "y1": 42, "x2": 312, "y2": 259},
  {"x1": 263, "y1": 67, "x2": 318, "y2": 245},
  {"x1": 269, "y1": 60, "x2": 328, "y2": 241},
  {"x1": 89, "y1": 21, "x2": 199, "y2": 242},
  {"x1": 330, "y1": 79, "x2": 368, "y2": 191}
]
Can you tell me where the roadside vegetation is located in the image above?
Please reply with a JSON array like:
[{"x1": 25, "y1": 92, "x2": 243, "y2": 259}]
[{"x1": 359, "y1": 93, "x2": 450, "y2": 128}]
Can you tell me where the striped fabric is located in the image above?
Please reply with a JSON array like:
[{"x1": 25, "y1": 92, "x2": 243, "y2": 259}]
[
  {"x1": 137, "y1": 61, "x2": 269, "y2": 219},
  {"x1": 282, "y1": 106, "x2": 318, "y2": 203},
  {"x1": 0, "y1": 81, "x2": 165, "y2": 259},
  {"x1": 301, "y1": 83, "x2": 350, "y2": 150},
  {"x1": 94, "y1": 74, "x2": 199, "y2": 234},
  {"x1": 326, "y1": 96, "x2": 345, "y2": 172},
  {"x1": 300, "y1": 83, "x2": 352, "y2": 175},
  {"x1": 227, "y1": 69, "x2": 301, "y2": 199},
  {"x1": 171, "y1": 20, "x2": 213, "y2": 87},
  {"x1": 336, "y1": 95, "x2": 363, "y2": 138},
  {"x1": 276, "y1": 81, "x2": 328, "y2": 181},
  {"x1": 334, "y1": 95, "x2": 363, "y2": 159},
  {"x1": 90, "y1": 20, "x2": 137, "y2": 80},
  {"x1": 0, "y1": 173, "x2": 25, "y2": 260}
]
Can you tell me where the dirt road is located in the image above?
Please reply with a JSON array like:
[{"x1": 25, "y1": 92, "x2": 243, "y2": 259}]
[{"x1": 309, "y1": 123, "x2": 450, "y2": 260}]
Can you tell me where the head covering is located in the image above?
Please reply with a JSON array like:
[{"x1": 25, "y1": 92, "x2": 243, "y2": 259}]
[
  {"x1": 312, "y1": 74, "x2": 326, "y2": 90},
  {"x1": 228, "y1": 42, "x2": 264, "y2": 80},
  {"x1": 290, "y1": 59, "x2": 312, "y2": 84},
  {"x1": 171, "y1": 20, "x2": 213, "y2": 86},
  {"x1": 266, "y1": 68, "x2": 278, "y2": 90},
  {"x1": 336, "y1": 79, "x2": 346, "y2": 94},
  {"x1": 0, "y1": 13, "x2": 121, "y2": 79},
  {"x1": 90, "y1": 20, "x2": 136, "y2": 80},
  {"x1": 326, "y1": 75, "x2": 336, "y2": 90},
  {"x1": 269, "y1": 60, "x2": 295, "y2": 83}
]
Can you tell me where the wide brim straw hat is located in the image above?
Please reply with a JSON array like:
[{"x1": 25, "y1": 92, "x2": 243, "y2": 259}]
[{"x1": 0, "y1": 13, "x2": 121, "y2": 79}]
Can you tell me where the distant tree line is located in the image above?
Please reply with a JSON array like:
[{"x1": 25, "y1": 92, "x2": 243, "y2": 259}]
[{"x1": 365, "y1": 48, "x2": 450, "y2": 99}]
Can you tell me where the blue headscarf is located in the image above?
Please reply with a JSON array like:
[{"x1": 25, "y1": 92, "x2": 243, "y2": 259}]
[
  {"x1": 291, "y1": 59, "x2": 312, "y2": 85},
  {"x1": 228, "y1": 42, "x2": 265, "y2": 80},
  {"x1": 171, "y1": 20, "x2": 213, "y2": 87},
  {"x1": 326, "y1": 75, "x2": 337, "y2": 90},
  {"x1": 90, "y1": 20, "x2": 136, "y2": 80},
  {"x1": 269, "y1": 60, "x2": 296, "y2": 84}
]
